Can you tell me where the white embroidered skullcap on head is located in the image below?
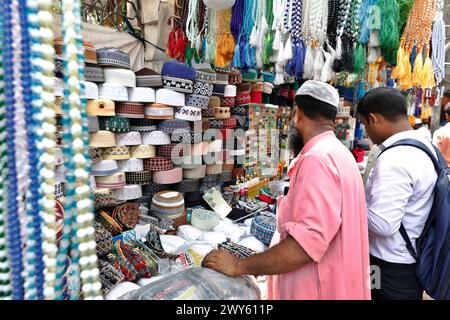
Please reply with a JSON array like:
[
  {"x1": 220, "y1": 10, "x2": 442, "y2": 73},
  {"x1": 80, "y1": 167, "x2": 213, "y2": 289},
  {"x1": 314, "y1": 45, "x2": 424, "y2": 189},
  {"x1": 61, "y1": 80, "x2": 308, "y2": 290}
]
[{"x1": 296, "y1": 80, "x2": 340, "y2": 108}]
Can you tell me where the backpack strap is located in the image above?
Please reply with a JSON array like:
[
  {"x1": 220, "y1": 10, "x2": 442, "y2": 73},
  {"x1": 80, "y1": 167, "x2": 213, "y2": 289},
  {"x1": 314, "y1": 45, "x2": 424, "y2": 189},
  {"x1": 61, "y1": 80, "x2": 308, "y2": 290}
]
[
  {"x1": 399, "y1": 223, "x2": 418, "y2": 260},
  {"x1": 379, "y1": 138, "x2": 446, "y2": 172},
  {"x1": 378, "y1": 138, "x2": 445, "y2": 262}
]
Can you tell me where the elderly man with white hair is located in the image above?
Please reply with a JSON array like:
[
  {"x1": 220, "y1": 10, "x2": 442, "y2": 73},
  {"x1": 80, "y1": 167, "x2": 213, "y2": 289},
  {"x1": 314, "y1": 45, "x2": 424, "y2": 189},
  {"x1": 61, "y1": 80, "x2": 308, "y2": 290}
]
[{"x1": 202, "y1": 80, "x2": 371, "y2": 300}]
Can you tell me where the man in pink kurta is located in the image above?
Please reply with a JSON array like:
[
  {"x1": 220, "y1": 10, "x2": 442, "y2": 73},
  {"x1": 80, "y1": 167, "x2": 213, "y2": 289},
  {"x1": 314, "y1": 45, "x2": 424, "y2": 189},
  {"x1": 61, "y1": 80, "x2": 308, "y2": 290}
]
[
  {"x1": 267, "y1": 130, "x2": 371, "y2": 299},
  {"x1": 203, "y1": 81, "x2": 371, "y2": 300}
]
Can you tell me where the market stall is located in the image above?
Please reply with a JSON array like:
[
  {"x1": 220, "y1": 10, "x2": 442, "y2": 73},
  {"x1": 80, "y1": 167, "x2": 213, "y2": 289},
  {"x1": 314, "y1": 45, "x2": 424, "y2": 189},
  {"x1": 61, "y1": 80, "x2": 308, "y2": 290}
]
[{"x1": 0, "y1": 0, "x2": 446, "y2": 300}]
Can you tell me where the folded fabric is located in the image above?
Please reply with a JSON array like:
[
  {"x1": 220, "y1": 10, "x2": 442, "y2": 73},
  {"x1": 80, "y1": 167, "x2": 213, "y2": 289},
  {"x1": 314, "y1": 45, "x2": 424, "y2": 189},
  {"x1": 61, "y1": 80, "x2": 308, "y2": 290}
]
[
  {"x1": 129, "y1": 118, "x2": 157, "y2": 132},
  {"x1": 112, "y1": 185, "x2": 143, "y2": 201},
  {"x1": 85, "y1": 65, "x2": 104, "y2": 83},
  {"x1": 161, "y1": 60, "x2": 196, "y2": 81},
  {"x1": 127, "y1": 87, "x2": 156, "y2": 103},
  {"x1": 157, "y1": 119, "x2": 190, "y2": 134},
  {"x1": 184, "y1": 190, "x2": 202, "y2": 207},
  {"x1": 125, "y1": 171, "x2": 152, "y2": 185},
  {"x1": 141, "y1": 130, "x2": 171, "y2": 145},
  {"x1": 96, "y1": 210, "x2": 123, "y2": 236},
  {"x1": 174, "y1": 106, "x2": 202, "y2": 121},
  {"x1": 129, "y1": 145, "x2": 156, "y2": 159},
  {"x1": 162, "y1": 76, "x2": 194, "y2": 94},
  {"x1": 116, "y1": 103, "x2": 145, "y2": 118},
  {"x1": 89, "y1": 131, "x2": 116, "y2": 148},
  {"x1": 98, "y1": 83, "x2": 128, "y2": 102},
  {"x1": 95, "y1": 172, "x2": 126, "y2": 189},
  {"x1": 88, "y1": 116, "x2": 100, "y2": 133},
  {"x1": 92, "y1": 160, "x2": 118, "y2": 176},
  {"x1": 135, "y1": 68, "x2": 163, "y2": 88},
  {"x1": 195, "y1": 69, "x2": 217, "y2": 83},
  {"x1": 151, "y1": 191, "x2": 185, "y2": 217},
  {"x1": 96, "y1": 47, "x2": 131, "y2": 69},
  {"x1": 87, "y1": 99, "x2": 115, "y2": 116},
  {"x1": 152, "y1": 167, "x2": 183, "y2": 184},
  {"x1": 185, "y1": 94, "x2": 210, "y2": 110},
  {"x1": 102, "y1": 146, "x2": 130, "y2": 160},
  {"x1": 144, "y1": 103, "x2": 174, "y2": 120},
  {"x1": 192, "y1": 81, "x2": 213, "y2": 96},
  {"x1": 117, "y1": 158, "x2": 144, "y2": 172},
  {"x1": 98, "y1": 116, "x2": 130, "y2": 133},
  {"x1": 115, "y1": 131, "x2": 142, "y2": 146},
  {"x1": 230, "y1": 105, "x2": 249, "y2": 115},
  {"x1": 144, "y1": 157, "x2": 174, "y2": 171}
]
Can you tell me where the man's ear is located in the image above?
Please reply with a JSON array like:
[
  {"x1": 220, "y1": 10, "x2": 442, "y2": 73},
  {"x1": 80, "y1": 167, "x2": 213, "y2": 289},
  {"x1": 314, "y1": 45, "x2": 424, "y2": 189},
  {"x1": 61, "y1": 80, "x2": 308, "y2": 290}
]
[{"x1": 367, "y1": 113, "x2": 379, "y2": 125}]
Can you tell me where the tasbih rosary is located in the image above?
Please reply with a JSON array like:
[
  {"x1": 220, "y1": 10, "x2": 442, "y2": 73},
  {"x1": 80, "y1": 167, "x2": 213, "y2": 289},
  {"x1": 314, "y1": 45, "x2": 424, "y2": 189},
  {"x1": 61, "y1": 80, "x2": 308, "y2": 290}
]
[
  {"x1": 2, "y1": 0, "x2": 25, "y2": 300},
  {"x1": 19, "y1": 0, "x2": 45, "y2": 300},
  {"x1": 54, "y1": 0, "x2": 102, "y2": 300},
  {"x1": 0, "y1": 2, "x2": 12, "y2": 300}
]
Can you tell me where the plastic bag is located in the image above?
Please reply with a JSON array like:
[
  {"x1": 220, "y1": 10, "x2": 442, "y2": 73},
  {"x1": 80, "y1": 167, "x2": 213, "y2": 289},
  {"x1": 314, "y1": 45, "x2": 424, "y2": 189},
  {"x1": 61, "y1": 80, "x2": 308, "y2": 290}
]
[{"x1": 118, "y1": 267, "x2": 261, "y2": 300}]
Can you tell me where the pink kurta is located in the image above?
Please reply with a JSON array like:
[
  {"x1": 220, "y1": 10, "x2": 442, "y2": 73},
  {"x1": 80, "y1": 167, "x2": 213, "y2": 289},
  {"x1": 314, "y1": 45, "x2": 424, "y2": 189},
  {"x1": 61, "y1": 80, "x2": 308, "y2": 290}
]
[{"x1": 267, "y1": 131, "x2": 371, "y2": 300}]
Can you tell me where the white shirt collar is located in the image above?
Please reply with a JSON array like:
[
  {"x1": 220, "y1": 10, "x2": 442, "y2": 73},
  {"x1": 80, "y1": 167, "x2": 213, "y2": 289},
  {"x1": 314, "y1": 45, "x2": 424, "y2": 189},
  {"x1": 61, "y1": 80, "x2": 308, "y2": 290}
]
[{"x1": 380, "y1": 129, "x2": 429, "y2": 151}]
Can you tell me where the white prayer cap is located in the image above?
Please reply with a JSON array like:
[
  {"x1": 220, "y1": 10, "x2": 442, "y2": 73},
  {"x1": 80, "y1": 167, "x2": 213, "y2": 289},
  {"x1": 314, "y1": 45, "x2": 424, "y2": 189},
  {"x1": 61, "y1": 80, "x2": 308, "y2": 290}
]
[
  {"x1": 203, "y1": 0, "x2": 236, "y2": 10},
  {"x1": 296, "y1": 80, "x2": 340, "y2": 108}
]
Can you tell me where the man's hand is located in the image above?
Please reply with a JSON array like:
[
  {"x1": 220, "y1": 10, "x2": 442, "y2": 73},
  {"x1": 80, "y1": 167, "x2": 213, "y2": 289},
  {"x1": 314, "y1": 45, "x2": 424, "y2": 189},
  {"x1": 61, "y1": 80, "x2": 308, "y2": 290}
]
[{"x1": 202, "y1": 249, "x2": 240, "y2": 277}]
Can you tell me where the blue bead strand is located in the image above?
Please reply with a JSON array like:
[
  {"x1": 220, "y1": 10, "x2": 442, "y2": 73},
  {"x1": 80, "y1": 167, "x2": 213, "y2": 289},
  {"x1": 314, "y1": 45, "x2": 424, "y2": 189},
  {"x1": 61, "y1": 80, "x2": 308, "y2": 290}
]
[
  {"x1": 20, "y1": 0, "x2": 45, "y2": 300},
  {"x1": 2, "y1": 0, "x2": 25, "y2": 300},
  {"x1": 0, "y1": 1, "x2": 13, "y2": 300}
]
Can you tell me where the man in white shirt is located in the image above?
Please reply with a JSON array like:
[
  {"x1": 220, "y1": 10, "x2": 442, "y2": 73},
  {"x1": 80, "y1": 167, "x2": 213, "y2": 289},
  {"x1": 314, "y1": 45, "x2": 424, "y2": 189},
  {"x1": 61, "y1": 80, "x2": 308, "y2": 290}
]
[
  {"x1": 433, "y1": 104, "x2": 450, "y2": 166},
  {"x1": 357, "y1": 87, "x2": 438, "y2": 300}
]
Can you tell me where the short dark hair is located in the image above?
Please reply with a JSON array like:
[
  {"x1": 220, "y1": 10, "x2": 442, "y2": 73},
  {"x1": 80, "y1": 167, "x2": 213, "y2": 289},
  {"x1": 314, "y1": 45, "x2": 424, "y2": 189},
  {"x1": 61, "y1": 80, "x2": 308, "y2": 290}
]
[
  {"x1": 357, "y1": 87, "x2": 407, "y2": 121},
  {"x1": 295, "y1": 95, "x2": 337, "y2": 121},
  {"x1": 444, "y1": 90, "x2": 450, "y2": 99}
]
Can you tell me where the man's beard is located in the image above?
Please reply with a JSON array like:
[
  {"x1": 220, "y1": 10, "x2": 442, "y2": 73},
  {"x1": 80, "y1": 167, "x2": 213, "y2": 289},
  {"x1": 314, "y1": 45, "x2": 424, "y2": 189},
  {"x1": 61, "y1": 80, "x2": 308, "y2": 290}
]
[{"x1": 288, "y1": 123, "x2": 304, "y2": 157}]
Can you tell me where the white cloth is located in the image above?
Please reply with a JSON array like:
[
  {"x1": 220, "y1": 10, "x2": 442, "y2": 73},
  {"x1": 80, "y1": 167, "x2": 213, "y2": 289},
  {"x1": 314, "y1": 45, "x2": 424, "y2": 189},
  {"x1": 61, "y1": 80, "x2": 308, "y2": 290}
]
[{"x1": 365, "y1": 130, "x2": 438, "y2": 264}]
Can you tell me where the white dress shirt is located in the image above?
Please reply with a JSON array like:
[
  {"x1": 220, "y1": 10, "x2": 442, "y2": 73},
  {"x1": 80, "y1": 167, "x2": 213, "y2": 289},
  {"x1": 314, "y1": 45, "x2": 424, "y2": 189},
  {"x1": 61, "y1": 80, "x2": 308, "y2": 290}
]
[{"x1": 365, "y1": 130, "x2": 438, "y2": 264}]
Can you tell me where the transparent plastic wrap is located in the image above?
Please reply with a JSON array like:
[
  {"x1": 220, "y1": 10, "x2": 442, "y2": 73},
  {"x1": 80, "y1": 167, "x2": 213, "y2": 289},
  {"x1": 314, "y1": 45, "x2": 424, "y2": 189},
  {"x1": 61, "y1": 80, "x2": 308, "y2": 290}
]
[{"x1": 118, "y1": 267, "x2": 261, "y2": 300}]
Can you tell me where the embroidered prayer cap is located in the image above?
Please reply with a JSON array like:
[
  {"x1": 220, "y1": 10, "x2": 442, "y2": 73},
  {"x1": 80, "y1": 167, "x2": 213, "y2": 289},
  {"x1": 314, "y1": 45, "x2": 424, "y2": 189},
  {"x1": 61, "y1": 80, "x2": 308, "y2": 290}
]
[
  {"x1": 96, "y1": 47, "x2": 131, "y2": 69},
  {"x1": 296, "y1": 80, "x2": 340, "y2": 108},
  {"x1": 157, "y1": 119, "x2": 191, "y2": 134},
  {"x1": 135, "y1": 68, "x2": 163, "y2": 88},
  {"x1": 161, "y1": 60, "x2": 196, "y2": 81}
]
